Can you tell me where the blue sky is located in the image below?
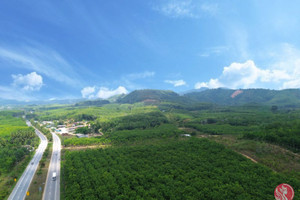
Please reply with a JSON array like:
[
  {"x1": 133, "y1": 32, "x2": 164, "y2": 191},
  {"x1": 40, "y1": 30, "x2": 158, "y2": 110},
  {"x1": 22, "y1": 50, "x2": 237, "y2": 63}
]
[{"x1": 1, "y1": 0, "x2": 300, "y2": 100}]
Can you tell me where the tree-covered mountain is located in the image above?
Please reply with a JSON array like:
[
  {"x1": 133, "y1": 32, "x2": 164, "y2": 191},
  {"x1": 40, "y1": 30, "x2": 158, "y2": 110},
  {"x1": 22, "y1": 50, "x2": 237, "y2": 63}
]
[
  {"x1": 184, "y1": 88, "x2": 300, "y2": 106},
  {"x1": 74, "y1": 99, "x2": 110, "y2": 107},
  {"x1": 107, "y1": 94, "x2": 126, "y2": 102},
  {"x1": 117, "y1": 88, "x2": 300, "y2": 107},
  {"x1": 117, "y1": 89, "x2": 193, "y2": 104}
]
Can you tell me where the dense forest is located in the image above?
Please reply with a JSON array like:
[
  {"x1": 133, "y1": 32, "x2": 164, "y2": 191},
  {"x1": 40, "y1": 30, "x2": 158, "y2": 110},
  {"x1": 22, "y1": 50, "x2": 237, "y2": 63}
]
[{"x1": 62, "y1": 138, "x2": 299, "y2": 200}]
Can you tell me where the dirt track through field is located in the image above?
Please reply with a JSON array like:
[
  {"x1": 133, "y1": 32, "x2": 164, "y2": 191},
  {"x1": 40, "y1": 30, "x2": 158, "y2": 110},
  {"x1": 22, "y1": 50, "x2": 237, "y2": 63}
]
[
  {"x1": 240, "y1": 153, "x2": 258, "y2": 163},
  {"x1": 63, "y1": 145, "x2": 109, "y2": 150}
]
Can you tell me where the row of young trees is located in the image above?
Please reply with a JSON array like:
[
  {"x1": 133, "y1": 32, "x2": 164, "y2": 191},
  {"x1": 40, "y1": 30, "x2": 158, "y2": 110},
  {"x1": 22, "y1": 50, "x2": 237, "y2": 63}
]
[
  {"x1": 100, "y1": 112, "x2": 169, "y2": 133},
  {"x1": 63, "y1": 137, "x2": 110, "y2": 147},
  {"x1": 244, "y1": 120, "x2": 300, "y2": 152},
  {"x1": 62, "y1": 138, "x2": 299, "y2": 200},
  {"x1": 107, "y1": 124, "x2": 183, "y2": 144}
]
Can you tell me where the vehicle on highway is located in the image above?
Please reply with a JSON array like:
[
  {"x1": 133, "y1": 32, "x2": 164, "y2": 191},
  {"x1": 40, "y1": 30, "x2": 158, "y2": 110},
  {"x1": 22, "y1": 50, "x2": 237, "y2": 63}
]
[
  {"x1": 52, "y1": 172, "x2": 57, "y2": 181},
  {"x1": 31, "y1": 162, "x2": 34, "y2": 165}
]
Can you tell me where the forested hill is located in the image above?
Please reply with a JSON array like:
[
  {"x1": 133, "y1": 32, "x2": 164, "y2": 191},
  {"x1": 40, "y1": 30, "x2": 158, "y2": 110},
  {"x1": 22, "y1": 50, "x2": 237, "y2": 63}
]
[
  {"x1": 184, "y1": 88, "x2": 300, "y2": 106},
  {"x1": 116, "y1": 88, "x2": 300, "y2": 107},
  {"x1": 117, "y1": 89, "x2": 193, "y2": 104},
  {"x1": 74, "y1": 99, "x2": 110, "y2": 107}
]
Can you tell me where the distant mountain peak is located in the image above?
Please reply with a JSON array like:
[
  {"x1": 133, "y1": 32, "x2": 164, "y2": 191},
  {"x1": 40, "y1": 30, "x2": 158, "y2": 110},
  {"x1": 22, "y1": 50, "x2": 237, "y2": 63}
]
[{"x1": 118, "y1": 89, "x2": 192, "y2": 104}]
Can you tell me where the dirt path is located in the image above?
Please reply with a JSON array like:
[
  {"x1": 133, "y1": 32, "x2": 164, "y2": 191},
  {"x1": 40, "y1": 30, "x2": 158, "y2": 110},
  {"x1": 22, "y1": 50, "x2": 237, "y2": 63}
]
[
  {"x1": 63, "y1": 145, "x2": 109, "y2": 150},
  {"x1": 240, "y1": 153, "x2": 258, "y2": 163}
]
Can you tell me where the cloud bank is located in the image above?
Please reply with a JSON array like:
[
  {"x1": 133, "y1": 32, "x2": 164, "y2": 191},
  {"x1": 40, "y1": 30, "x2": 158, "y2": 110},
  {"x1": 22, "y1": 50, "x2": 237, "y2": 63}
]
[
  {"x1": 165, "y1": 79, "x2": 187, "y2": 87},
  {"x1": 195, "y1": 60, "x2": 291, "y2": 89},
  {"x1": 81, "y1": 86, "x2": 128, "y2": 99}
]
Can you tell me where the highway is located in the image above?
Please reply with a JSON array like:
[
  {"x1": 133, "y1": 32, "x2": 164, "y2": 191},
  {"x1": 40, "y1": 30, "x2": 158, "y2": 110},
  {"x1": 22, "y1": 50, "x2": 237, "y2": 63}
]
[
  {"x1": 8, "y1": 121, "x2": 48, "y2": 200},
  {"x1": 43, "y1": 131, "x2": 61, "y2": 200}
]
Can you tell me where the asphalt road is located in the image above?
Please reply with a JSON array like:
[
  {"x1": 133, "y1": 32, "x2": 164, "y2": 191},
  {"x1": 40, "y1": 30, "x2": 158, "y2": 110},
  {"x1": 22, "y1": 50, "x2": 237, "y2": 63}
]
[
  {"x1": 8, "y1": 121, "x2": 48, "y2": 200},
  {"x1": 43, "y1": 131, "x2": 61, "y2": 200}
]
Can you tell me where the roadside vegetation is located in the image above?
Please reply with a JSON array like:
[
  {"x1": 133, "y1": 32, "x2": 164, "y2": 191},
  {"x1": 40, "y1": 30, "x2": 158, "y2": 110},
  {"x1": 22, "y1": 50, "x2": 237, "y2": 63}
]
[
  {"x1": 0, "y1": 111, "x2": 39, "y2": 199},
  {"x1": 30, "y1": 120, "x2": 52, "y2": 142}
]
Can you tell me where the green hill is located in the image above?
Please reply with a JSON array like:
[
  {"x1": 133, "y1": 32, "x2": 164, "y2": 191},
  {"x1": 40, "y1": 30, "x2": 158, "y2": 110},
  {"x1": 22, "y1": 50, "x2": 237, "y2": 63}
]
[
  {"x1": 184, "y1": 88, "x2": 300, "y2": 106},
  {"x1": 74, "y1": 99, "x2": 110, "y2": 107},
  {"x1": 117, "y1": 88, "x2": 300, "y2": 107},
  {"x1": 118, "y1": 89, "x2": 192, "y2": 104}
]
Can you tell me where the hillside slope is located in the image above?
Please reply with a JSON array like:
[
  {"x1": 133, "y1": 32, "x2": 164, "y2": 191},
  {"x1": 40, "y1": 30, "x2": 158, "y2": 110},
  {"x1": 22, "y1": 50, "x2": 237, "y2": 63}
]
[
  {"x1": 184, "y1": 88, "x2": 300, "y2": 106},
  {"x1": 118, "y1": 89, "x2": 193, "y2": 104}
]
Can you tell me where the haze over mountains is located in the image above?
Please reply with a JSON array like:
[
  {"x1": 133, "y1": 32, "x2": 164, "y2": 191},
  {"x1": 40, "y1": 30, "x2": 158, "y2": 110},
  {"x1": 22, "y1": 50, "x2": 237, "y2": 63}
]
[{"x1": 2, "y1": 88, "x2": 300, "y2": 107}]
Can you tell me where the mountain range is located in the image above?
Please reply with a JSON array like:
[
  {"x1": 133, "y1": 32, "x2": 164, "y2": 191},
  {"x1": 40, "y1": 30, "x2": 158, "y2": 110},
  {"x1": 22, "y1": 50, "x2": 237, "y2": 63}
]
[{"x1": 1, "y1": 88, "x2": 300, "y2": 107}]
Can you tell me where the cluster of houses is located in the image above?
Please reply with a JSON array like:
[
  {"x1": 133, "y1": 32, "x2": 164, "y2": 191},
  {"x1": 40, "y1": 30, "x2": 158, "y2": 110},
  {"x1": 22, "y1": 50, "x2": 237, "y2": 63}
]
[{"x1": 40, "y1": 120, "x2": 89, "y2": 138}]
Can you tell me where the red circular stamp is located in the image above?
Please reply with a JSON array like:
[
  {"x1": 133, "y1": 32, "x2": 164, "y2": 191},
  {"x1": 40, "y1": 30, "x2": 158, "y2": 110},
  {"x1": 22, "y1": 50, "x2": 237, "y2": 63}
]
[{"x1": 274, "y1": 183, "x2": 294, "y2": 200}]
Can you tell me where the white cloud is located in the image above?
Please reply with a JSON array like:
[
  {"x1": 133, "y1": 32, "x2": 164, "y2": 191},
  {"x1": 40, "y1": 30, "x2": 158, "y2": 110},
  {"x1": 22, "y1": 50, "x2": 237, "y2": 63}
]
[
  {"x1": 200, "y1": 3, "x2": 219, "y2": 16},
  {"x1": 221, "y1": 60, "x2": 262, "y2": 88},
  {"x1": 199, "y1": 46, "x2": 229, "y2": 57},
  {"x1": 96, "y1": 86, "x2": 128, "y2": 99},
  {"x1": 0, "y1": 45, "x2": 83, "y2": 87},
  {"x1": 12, "y1": 72, "x2": 43, "y2": 91},
  {"x1": 165, "y1": 79, "x2": 187, "y2": 87},
  {"x1": 155, "y1": 0, "x2": 218, "y2": 18},
  {"x1": 81, "y1": 86, "x2": 96, "y2": 99},
  {"x1": 120, "y1": 71, "x2": 156, "y2": 90},
  {"x1": 195, "y1": 79, "x2": 223, "y2": 89},
  {"x1": 282, "y1": 79, "x2": 300, "y2": 89},
  {"x1": 266, "y1": 43, "x2": 300, "y2": 88},
  {"x1": 195, "y1": 60, "x2": 291, "y2": 89},
  {"x1": 158, "y1": 0, "x2": 194, "y2": 18},
  {"x1": 259, "y1": 43, "x2": 300, "y2": 89},
  {"x1": 126, "y1": 71, "x2": 155, "y2": 79}
]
